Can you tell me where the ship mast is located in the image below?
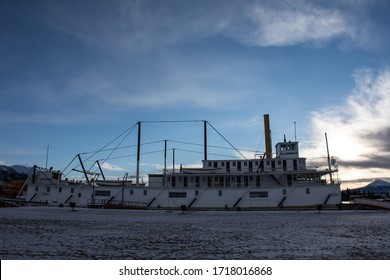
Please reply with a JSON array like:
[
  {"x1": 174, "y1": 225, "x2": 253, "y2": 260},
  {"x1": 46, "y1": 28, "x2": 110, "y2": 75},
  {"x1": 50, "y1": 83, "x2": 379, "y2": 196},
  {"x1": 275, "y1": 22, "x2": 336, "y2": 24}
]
[
  {"x1": 325, "y1": 132, "x2": 333, "y2": 183},
  {"x1": 163, "y1": 140, "x2": 167, "y2": 187},
  {"x1": 45, "y1": 144, "x2": 49, "y2": 169},
  {"x1": 264, "y1": 114, "x2": 272, "y2": 159},
  {"x1": 136, "y1": 121, "x2": 141, "y2": 187},
  {"x1": 204, "y1": 120, "x2": 207, "y2": 161}
]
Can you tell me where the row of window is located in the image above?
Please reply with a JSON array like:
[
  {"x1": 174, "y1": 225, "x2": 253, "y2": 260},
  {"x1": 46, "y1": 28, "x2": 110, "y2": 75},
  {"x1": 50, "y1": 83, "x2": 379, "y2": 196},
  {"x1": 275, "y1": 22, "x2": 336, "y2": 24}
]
[
  {"x1": 206, "y1": 159, "x2": 305, "y2": 168},
  {"x1": 166, "y1": 173, "x2": 325, "y2": 188},
  {"x1": 168, "y1": 191, "x2": 270, "y2": 198},
  {"x1": 167, "y1": 175, "x2": 278, "y2": 187},
  {"x1": 36, "y1": 186, "x2": 76, "y2": 193},
  {"x1": 97, "y1": 189, "x2": 312, "y2": 197},
  {"x1": 37, "y1": 186, "x2": 117, "y2": 198},
  {"x1": 92, "y1": 190, "x2": 274, "y2": 198},
  {"x1": 36, "y1": 187, "x2": 312, "y2": 198}
]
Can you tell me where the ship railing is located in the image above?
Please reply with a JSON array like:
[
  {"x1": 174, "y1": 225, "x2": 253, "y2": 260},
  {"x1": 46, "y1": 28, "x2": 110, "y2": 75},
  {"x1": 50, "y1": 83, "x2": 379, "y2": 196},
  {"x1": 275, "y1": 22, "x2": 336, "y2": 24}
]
[
  {"x1": 306, "y1": 166, "x2": 339, "y2": 173},
  {"x1": 209, "y1": 183, "x2": 249, "y2": 188},
  {"x1": 87, "y1": 199, "x2": 101, "y2": 207},
  {"x1": 184, "y1": 183, "x2": 201, "y2": 188},
  {"x1": 295, "y1": 177, "x2": 341, "y2": 185},
  {"x1": 318, "y1": 177, "x2": 340, "y2": 185},
  {"x1": 88, "y1": 199, "x2": 147, "y2": 209},
  {"x1": 103, "y1": 199, "x2": 147, "y2": 209}
]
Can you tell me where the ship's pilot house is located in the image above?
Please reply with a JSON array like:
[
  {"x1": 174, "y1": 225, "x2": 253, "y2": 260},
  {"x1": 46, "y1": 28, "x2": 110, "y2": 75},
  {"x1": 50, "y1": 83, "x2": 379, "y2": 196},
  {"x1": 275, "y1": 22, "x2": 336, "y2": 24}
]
[{"x1": 275, "y1": 141, "x2": 299, "y2": 159}]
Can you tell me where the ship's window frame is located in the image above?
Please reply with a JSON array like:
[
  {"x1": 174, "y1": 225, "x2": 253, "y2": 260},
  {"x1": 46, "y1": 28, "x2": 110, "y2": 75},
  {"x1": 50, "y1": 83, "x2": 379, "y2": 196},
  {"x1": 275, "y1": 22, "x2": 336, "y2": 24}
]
[
  {"x1": 218, "y1": 190, "x2": 223, "y2": 196},
  {"x1": 306, "y1": 188, "x2": 310, "y2": 194},
  {"x1": 130, "y1": 189, "x2": 134, "y2": 195},
  {"x1": 95, "y1": 190, "x2": 111, "y2": 197},
  {"x1": 169, "y1": 192, "x2": 187, "y2": 198},
  {"x1": 250, "y1": 191, "x2": 268, "y2": 198},
  {"x1": 144, "y1": 189, "x2": 147, "y2": 196},
  {"x1": 58, "y1": 187, "x2": 62, "y2": 193}
]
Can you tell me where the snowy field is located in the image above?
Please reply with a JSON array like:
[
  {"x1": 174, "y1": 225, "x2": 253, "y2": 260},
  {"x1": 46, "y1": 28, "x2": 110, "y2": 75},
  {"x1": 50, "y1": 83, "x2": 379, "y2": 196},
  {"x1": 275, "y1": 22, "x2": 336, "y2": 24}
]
[{"x1": 0, "y1": 207, "x2": 389, "y2": 259}]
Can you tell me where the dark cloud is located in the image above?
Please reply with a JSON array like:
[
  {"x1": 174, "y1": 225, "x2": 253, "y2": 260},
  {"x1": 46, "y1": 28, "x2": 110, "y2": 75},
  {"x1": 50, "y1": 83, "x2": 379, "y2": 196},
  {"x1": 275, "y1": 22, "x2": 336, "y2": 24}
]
[
  {"x1": 338, "y1": 155, "x2": 390, "y2": 169},
  {"x1": 360, "y1": 126, "x2": 390, "y2": 152}
]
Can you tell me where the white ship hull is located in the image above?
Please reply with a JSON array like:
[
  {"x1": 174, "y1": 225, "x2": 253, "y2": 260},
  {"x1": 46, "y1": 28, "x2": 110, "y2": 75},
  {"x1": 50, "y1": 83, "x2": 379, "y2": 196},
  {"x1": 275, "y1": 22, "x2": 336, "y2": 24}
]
[{"x1": 26, "y1": 182, "x2": 341, "y2": 210}]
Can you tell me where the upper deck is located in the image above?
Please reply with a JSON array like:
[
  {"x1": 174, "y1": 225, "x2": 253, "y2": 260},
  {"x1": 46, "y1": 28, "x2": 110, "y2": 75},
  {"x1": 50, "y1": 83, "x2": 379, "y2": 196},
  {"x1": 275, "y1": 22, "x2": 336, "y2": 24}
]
[{"x1": 199, "y1": 141, "x2": 306, "y2": 174}]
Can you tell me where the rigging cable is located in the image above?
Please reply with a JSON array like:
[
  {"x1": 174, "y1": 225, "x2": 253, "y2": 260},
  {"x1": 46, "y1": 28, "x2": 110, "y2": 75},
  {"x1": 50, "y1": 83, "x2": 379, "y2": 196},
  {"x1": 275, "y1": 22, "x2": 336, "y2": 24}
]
[
  {"x1": 89, "y1": 123, "x2": 138, "y2": 175},
  {"x1": 62, "y1": 119, "x2": 251, "y2": 177},
  {"x1": 168, "y1": 140, "x2": 260, "y2": 154},
  {"x1": 206, "y1": 121, "x2": 247, "y2": 159},
  {"x1": 62, "y1": 122, "x2": 138, "y2": 177}
]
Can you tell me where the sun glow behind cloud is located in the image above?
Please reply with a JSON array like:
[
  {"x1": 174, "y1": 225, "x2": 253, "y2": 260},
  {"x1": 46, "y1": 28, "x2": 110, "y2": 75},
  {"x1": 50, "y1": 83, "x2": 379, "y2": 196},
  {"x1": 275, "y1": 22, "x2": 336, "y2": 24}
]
[{"x1": 304, "y1": 68, "x2": 390, "y2": 188}]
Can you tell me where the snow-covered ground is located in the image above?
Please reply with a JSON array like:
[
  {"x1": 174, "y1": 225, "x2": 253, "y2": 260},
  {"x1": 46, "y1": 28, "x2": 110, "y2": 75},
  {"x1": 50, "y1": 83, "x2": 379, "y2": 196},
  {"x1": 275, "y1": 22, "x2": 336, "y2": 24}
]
[{"x1": 0, "y1": 207, "x2": 389, "y2": 259}]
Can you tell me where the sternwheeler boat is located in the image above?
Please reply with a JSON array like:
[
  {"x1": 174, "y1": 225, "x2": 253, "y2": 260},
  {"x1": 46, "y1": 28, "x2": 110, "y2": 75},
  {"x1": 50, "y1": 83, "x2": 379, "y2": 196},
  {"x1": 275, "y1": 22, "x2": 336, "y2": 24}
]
[{"x1": 25, "y1": 115, "x2": 341, "y2": 210}]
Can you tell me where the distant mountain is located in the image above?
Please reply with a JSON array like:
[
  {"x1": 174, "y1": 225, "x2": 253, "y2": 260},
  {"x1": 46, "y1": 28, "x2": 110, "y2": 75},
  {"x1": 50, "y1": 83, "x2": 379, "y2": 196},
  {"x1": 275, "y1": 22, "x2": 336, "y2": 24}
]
[
  {"x1": 9, "y1": 165, "x2": 32, "y2": 175},
  {"x1": 356, "y1": 179, "x2": 390, "y2": 194},
  {"x1": 0, "y1": 165, "x2": 31, "y2": 183}
]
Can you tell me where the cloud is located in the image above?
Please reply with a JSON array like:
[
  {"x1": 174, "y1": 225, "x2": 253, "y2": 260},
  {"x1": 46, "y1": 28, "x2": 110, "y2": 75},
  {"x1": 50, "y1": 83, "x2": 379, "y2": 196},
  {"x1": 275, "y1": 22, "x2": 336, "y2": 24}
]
[
  {"x1": 42, "y1": 0, "x2": 371, "y2": 51},
  {"x1": 101, "y1": 162, "x2": 126, "y2": 172},
  {"x1": 238, "y1": 1, "x2": 352, "y2": 47},
  {"x1": 305, "y1": 68, "x2": 390, "y2": 185},
  {"x1": 0, "y1": 111, "x2": 93, "y2": 125},
  {"x1": 42, "y1": 0, "x2": 228, "y2": 53},
  {"x1": 4, "y1": 1, "x2": 375, "y2": 107},
  {"x1": 1, "y1": 0, "x2": 383, "y2": 126},
  {"x1": 68, "y1": 57, "x2": 252, "y2": 109}
]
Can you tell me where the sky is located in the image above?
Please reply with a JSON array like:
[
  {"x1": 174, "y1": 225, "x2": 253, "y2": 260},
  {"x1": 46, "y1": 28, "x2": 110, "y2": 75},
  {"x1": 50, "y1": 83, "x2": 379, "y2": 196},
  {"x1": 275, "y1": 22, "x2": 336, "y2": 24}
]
[{"x1": 1, "y1": 0, "x2": 390, "y2": 189}]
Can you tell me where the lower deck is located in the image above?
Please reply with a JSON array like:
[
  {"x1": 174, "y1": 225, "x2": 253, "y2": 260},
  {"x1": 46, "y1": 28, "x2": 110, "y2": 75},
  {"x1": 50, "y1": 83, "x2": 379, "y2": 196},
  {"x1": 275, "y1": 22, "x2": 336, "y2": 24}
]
[{"x1": 26, "y1": 182, "x2": 341, "y2": 210}]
